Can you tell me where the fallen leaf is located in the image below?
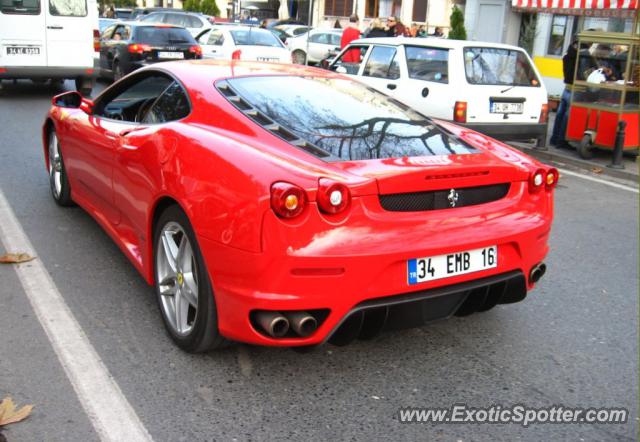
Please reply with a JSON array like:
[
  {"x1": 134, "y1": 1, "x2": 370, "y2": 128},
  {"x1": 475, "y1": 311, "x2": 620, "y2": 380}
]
[
  {"x1": 0, "y1": 397, "x2": 33, "y2": 427},
  {"x1": 591, "y1": 167, "x2": 603, "y2": 174},
  {"x1": 0, "y1": 253, "x2": 35, "y2": 264}
]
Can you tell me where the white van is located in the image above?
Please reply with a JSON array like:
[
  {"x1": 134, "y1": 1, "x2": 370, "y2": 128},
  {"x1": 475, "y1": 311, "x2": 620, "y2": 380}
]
[
  {"x1": 329, "y1": 38, "x2": 549, "y2": 147},
  {"x1": 0, "y1": 0, "x2": 99, "y2": 95}
]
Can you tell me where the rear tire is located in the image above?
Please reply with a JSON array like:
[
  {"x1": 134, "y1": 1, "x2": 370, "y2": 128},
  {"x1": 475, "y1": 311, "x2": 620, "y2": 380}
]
[
  {"x1": 48, "y1": 128, "x2": 73, "y2": 206},
  {"x1": 292, "y1": 50, "x2": 306, "y2": 65},
  {"x1": 153, "y1": 205, "x2": 226, "y2": 352},
  {"x1": 578, "y1": 134, "x2": 594, "y2": 159}
]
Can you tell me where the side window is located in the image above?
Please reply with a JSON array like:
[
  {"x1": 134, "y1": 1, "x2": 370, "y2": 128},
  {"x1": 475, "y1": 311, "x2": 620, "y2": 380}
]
[
  {"x1": 309, "y1": 33, "x2": 329, "y2": 44},
  {"x1": 363, "y1": 46, "x2": 400, "y2": 80},
  {"x1": 1, "y1": 0, "x2": 40, "y2": 15},
  {"x1": 95, "y1": 74, "x2": 174, "y2": 122},
  {"x1": 113, "y1": 25, "x2": 130, "y2": 41},
  {"x1": 142, "y1": 82, "x2": 191, "y2": 124},
  {"x1": 405, "y1": 46, "x2": 449, "y2": 83},
  {"x1": 329, "y1": 34, "x2": 341, "y2": 46},
  {"x1": 207, "y1": 31, "x2": 224, "y2": 46},
  {"x1": 141, "y1": 13, "x2": 162, "y2": 22},
  {"x1": 101, "y1": 25, "x2": 116, "y2": 40},
  {"x1": 49, "y1": 0, "x2": 86, "y2": 16},
  {"x1": 332, "y1": 45, "x2": 369, "y2": 75},
  {"x1": 164, "y1": 13, "x2": 183, "y2": 25},
  {"x1": 187, "y1": 15, "x2": 202, "y2": 28}
]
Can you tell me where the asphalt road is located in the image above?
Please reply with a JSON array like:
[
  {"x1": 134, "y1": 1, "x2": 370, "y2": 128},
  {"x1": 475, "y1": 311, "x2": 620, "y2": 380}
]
[{"x1": 0, "y1": 79, "x2": 638, "y2": 442}]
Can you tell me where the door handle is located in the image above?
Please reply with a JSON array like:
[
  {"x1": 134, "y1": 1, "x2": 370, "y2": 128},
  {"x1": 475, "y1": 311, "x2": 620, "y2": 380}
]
[
  {"x1": 387, "y1": 84, "x2": 397, "y2": 90},
  {"x1": 47, "y1": 25, "x2": 63, "y2": 30},
  {"x1": 119, "y1": 126, "x2": 146, "y2": 137}
]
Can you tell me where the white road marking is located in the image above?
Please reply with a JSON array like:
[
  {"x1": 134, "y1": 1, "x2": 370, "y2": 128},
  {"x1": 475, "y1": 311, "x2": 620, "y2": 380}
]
[
  {"x1": 559, "y1": 168, "x2": 639, "y2": 194},
  {"x1": 0, "y1": 190, "x2": 153, "y2": 442}
]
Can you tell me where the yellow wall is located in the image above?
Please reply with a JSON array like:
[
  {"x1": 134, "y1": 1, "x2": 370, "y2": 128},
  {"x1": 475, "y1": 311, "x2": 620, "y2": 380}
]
[{"x1": 533, "y1": 56, "x2": 564, "y2": 80}]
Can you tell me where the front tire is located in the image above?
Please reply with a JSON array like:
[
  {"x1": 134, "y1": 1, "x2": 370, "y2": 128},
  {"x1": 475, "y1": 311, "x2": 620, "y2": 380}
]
[
  {"x1": 578, "y1": 134, "x2": 594, "y2": 159},
  {"x1": 48, "y1": 128, "x2": 73, "y2": 206},
  {"x1": 154, "y1": 205, "x2": 225, "y2": 352}
]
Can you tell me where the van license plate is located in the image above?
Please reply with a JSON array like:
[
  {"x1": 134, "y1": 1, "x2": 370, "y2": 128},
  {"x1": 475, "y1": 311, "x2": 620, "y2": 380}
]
[
  {"x1": 158, "y1": 52, "x2": 184, "y2": 59},
  {"x1": 491, "y1": 102, "x2": 523, "y2": 114},
  {"x1": 407, "y1": 246, "x2": 497, "y2": 285},
  {"x1": 7, "y1": 46, "x2": 40, "y2": 55}
]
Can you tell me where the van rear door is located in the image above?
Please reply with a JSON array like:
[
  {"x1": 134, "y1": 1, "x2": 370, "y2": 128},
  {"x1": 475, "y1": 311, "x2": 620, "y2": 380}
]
[
  {"x1": 0, "y1": 0, "x2": 48, "y2": 68},
  {"x1": 45, "y1": 0, "x2": 97, "y2": 68}
]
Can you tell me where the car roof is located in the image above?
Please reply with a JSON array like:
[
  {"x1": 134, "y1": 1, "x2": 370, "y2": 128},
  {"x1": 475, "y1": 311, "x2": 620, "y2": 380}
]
[
  {"x1": 145, "y1": 10, "x2": 203, "y2": 17},
  {"x1": 112, "y1": 21, "x2": 186, "y2": 29},
  {"x1": 351, "y1": 36, "x2": 528, "y2": 51}
]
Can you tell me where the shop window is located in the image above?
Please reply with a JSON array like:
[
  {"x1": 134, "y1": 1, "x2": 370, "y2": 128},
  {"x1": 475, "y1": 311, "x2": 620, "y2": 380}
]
[
  {"x1": 364, "y1": 0, "x2": 401, "y2": 18},
  {"x1": 324, "y1": 0, "x2": 354, "y2": 17},
  {"x1": 547, "y1": 15, "x2": 568, "y2": 56}
]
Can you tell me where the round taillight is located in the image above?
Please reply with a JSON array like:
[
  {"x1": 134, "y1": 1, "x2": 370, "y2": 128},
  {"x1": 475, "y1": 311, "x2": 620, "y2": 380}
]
[
  {"x1": 545, "y1": 168, "x2": 559, "y2": 189},
  {"x1": 317, "y1": 178, "x2": 351, "y2": 214},
  {"x1": 271, "y1": 182, "x2": 307, "y2": 218},
  {"x1": 529, "y1": 169, "x2": 545, "y2": 193}
]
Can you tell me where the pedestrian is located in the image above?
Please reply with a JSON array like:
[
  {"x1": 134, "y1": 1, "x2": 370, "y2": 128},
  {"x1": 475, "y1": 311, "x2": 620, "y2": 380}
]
[
  {"x1": 549, "y1": 37, "x2": 577, "y2": 149},
  {"x1": 259, "y1": 19, "x2": 267, "y2": 28},
  {"x1": 416, "y1": 25, "x2": 427, "y2": 37},
  {"x1": 394, "y1": 18, "x2": 410, "y2": 37},
  {"x1": 431, "y1": 26, "x2": 444, "y2": 37},
  {"x1": 104, "y1": 5, "x2": 115, "y2": 18},
  {"x1": 410, "y1": 23, "x2": 419, "y2": 37},
  {"x1": 385, "y1": 16, "x2": 397, "y2": 36},
  {"x1": 333, "y1": 19, "x2": 342, "y2": 29},
  {"x1": 364, "y1": 18, "x2": 387, "y2": 38},
  {"x1": 340, "y1": 14, "x2": 361, "y2": 62}
]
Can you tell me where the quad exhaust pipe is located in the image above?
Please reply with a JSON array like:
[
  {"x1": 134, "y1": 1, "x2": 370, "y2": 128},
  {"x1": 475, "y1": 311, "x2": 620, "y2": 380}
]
[
  {"x1": 529, "y1": 262, "x2": 546, "y2": 284},
  {"x1": 286, "y1": 312, "x2": 318, "y2": 337},
  {"x1": 255, "y1": 311, "x2": 290, "y2": 338},
  {"x1": 254, "y1": 311, "x2": 319, "y2": 338}
]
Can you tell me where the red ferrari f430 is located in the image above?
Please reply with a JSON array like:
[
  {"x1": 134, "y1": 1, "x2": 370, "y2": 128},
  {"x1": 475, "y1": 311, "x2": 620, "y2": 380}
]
[{"x1": 43, "y1": 61, "x2": 557, "y2": 352}]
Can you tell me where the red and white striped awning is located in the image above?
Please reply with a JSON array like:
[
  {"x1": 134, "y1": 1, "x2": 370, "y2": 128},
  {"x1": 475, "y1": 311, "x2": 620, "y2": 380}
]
[{"x1": 511, "y1": 0, "x2": 637, "y2": 9}]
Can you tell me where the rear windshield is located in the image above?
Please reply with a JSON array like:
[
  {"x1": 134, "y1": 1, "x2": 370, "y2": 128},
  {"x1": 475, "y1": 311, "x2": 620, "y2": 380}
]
[
  {"x1": 134, "y1": 26, "x2": 195, "y2": 45},
  {"x1": 0, "y1": 0, "x2": 40, "y2": 14},
  {"x1": 230, "y1": 29, "x2": 283, "y2": 47},
  {"x1": 224, "y1": 76, "x2": 477, "y2": 160},
  {"x1": 464, "y1": 47, "x2": 540, "y2": 87}
]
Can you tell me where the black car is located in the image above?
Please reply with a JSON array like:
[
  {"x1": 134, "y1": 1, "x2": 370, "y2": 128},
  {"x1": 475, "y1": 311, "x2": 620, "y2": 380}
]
[{"x1": 99, "y1": 23, "x2": 202, "y2": 81}]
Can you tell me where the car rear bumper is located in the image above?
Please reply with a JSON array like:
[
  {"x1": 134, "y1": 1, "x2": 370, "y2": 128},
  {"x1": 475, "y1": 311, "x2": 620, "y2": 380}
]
[
  {"x1": 198, "y1": 182, "x2": 553, "y2": 347},
  {"x1": 0, "y1": 66, "x2": 96, "y2": 80},
  {"x1": 461, "y1": 122, "x2": 548, "y2": 143}
]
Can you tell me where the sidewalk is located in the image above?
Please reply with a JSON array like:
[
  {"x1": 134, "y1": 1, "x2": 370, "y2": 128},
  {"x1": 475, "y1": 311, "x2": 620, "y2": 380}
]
[{"x1": 509, "y1": 112, "x2": 639, "y2": 183}]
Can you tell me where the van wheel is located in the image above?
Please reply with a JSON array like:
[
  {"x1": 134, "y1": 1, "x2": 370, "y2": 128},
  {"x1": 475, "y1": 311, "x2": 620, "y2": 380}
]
[
  {"x1": 578, "y1": 134, "x2": 594, "y2": 160},
  {"x1": 75, "y1": 77, "x2": 93, "y2": 97},
  {"x1": 113, "y1": 61, "x2": 124, "y2": 81}
]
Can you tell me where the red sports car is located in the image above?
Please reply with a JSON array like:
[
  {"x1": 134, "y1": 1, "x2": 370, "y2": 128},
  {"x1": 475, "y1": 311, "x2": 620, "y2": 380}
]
[{"x1": 43, "y1": 60, "x2": 557, "y2": 352}]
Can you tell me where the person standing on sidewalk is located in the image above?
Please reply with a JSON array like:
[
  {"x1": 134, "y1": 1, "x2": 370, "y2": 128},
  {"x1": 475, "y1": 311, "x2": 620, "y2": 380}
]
[
  {"x1": 340, "y1": 15, "x2": 361, "y2": 63},
  {"x1": 550, "y1": 38, "x2": 578, "y2": 149}
]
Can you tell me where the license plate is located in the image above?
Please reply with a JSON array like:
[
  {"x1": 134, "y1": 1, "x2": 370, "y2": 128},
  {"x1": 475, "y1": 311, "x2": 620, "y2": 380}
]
[
  {"x1": 158, "y1": 51, "x2": 184, "y2": 59},
  {"x1": 491, "y1": 102, "x2": 523, "y2": 114},
  {"x1": 7, "y1": 46, "x2": 40, "y2": 55},
  {"x1": 257, "y1": 57, "x2": 278, "y2": 62},
  {"x1": 408, "y1": 246, "x2": 497, "y2": 285}
]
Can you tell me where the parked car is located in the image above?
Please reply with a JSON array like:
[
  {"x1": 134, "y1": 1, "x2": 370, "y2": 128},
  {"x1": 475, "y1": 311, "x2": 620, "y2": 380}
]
[
  {"x1": 196, "y1": 26, "x2": 290, "y2": 63},
  {"x1": 287, "y1": 29, "x2": 342, "y2": 65},
  {"x1": 129, "y1": 7, "x2": 181, "y2": 21},
  {"x1": 329, "y1": 38, "x2": 549, "y2": 146},
  {"x1": 44, "y1": 60, "x2": 557, "y2": 351},
  {"x1": 114, "y1": 8, "x2": 132, "y2": 19},
  {"x1": 99, "y1": 23, "x2": 202, "y2": 80},
  {"x1": 138, "y1": 11, "x2": 212, "y2": 36},
  {"x1": 273, "y1": 24, "x2": 311, "y2": 39},
  {"x1": 0, "y1": 0, "x2": 99, "y2": 95},
  {"x1": 269, "y1": 27, "x2": 289, "y2": 42}
]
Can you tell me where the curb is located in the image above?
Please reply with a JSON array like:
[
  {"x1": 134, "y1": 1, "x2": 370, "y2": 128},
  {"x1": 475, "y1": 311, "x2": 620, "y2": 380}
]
[{"x1": 511, "y1": 143, "x2": 639, "y2": 183}]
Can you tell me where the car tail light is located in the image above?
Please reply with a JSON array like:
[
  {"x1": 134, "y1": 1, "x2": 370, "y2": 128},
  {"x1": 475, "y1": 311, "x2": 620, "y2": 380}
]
[
  {"x1": 545, "y1": 167, "x2": 559, "y2": 189},
  {"x1": 539, "y1": 103, "x2": 549, "y2": 124},
  {"x1": 93, "y1": 29, "x2": 100, "y2": 52},
  {"x1": 189, "y1": 45, "x2": 202, "y2": 57},
  {"x1": 316, "y1": 178, "x2": 351, "y2": 215},
  {"x1": 529, "y1": 168, "x2": 545, "y2": 193},
  {"x1": 128, "y1": 43, "x2": 152, "y2": 54},
  {"x1": 454, "y1": 101, "x2": 467, "y2": 123},
  {"x1": 232, "y1": 49, "x2": 242, "y2": 60},
  {"x1": 271, "y1": 182, "x2": 307, "y2": 219}
]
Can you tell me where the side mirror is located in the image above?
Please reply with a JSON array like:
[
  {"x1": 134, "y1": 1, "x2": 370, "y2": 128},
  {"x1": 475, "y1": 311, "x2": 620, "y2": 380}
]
[{"x1": 52, "y1": 91, "x2": 83, "y2": 108}]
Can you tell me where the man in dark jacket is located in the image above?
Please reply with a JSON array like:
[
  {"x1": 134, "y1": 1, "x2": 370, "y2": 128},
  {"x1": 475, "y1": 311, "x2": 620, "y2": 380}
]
[{"x1": 550, "y1": 38, "x2": 578, "y2": 149}]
